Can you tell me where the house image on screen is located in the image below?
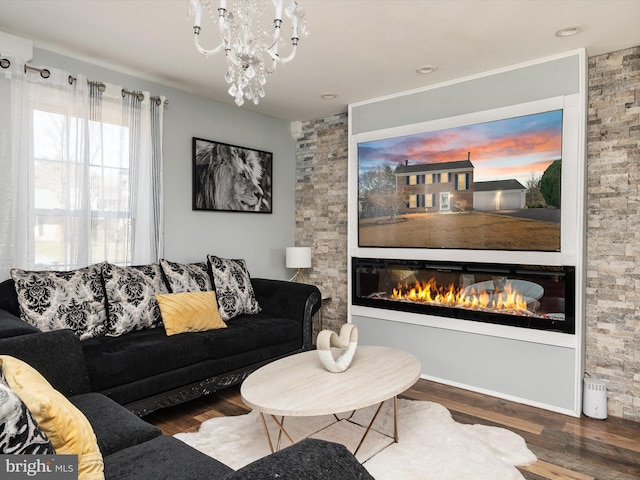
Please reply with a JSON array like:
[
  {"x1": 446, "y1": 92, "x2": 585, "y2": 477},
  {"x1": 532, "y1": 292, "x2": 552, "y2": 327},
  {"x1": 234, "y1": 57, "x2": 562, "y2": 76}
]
[{"x1": 394, "y1": 153, "x2": 526, "y2": 213}]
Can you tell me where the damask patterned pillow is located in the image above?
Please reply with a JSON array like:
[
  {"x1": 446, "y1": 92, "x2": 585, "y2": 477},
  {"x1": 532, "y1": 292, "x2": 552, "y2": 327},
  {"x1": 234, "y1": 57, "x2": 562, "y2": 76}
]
[
  {"x1": 10, "y1": 264, "x2": 108, "y2": 340},
  {"x1": 159, "y1": 259, "x2": 212, "y2": 293},
  {"x1": 207, "y1": 255, "x2": 261, "y2": 321},
  {"x1": 0, "y1": 370, "x2": 55, "y2": 454},
  {"x1": 102, "y1": 263, "x2": 168, "y2": 336}
]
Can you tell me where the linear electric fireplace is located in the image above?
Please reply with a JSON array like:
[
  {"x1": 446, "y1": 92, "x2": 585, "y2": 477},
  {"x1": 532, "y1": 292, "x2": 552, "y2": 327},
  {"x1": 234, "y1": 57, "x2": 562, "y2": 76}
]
[{"x1": 352, "y1": 258, "x2": 575, "y2": 334}]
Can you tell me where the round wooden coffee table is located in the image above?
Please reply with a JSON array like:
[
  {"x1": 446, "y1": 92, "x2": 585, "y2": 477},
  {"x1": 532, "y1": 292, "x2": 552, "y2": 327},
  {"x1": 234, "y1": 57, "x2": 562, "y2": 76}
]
[{"x1": 241, "y1": 345, "x2": 421, "y2": 455}]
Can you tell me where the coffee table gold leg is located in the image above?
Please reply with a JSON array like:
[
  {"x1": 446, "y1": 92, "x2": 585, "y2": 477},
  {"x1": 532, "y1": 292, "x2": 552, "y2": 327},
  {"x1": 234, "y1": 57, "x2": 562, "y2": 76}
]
[
  {"x1": 393, "y1": 395, "x2": 399, "y2": 442},
  {"x1": 275, "y1": 416, "x2": 285, "y2": 451},
  {"x1": 259, "y1": 414, "x2": 297, "y2": 452},
  {"x1": 269, "y1": 415, "x2": 296, "y2": 449},
  {"x1": 259, "y1": 412, "x2": 275, "y2": 454},
  {"x1": 261, "y1": 397, "x2": 401, "y2": 457},
  {"x1": 354, "y1": 401, "x2": 385, "y2": 456}
]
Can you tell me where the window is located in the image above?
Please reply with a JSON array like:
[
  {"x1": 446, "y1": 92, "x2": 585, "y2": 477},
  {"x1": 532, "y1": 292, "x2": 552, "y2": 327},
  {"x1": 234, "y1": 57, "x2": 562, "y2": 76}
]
[
  {"x1": 406, "y1": 175, "x2": 427, "y2": 185},
  {"x1": 425, "y1": 194, "x2": 434, "y2": 207},
  {"x1": 455, "y1": 173, "x2": 470, "y2": 191},
  {"x1": 408, "y1": 194, "x2": 434, "y2": 209},
  {"x1": 32, "y1": 107, "x2": 133, "y2": 268},
  {"x1": 1, "y1": 61, "x2": 164, "y2": 277}
]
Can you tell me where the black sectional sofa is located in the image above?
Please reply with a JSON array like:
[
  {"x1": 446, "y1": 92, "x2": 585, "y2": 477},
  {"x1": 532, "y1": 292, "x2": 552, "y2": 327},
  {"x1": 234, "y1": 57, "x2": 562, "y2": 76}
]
[
  {"x1": 0, "y1": 261, "x2": 376, "y2": 478},
  {"x1": 0, "y1": 263, "x2": 320, "y2": 415},
  {"x1": 0, "y1": 330, "x2": 374, "y2": 480}
]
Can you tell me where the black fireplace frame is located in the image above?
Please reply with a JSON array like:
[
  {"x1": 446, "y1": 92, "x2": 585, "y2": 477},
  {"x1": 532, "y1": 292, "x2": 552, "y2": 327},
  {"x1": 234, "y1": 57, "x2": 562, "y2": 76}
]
[{"x1": 352, "y1": 257, "x2": 575, "y2": 334}]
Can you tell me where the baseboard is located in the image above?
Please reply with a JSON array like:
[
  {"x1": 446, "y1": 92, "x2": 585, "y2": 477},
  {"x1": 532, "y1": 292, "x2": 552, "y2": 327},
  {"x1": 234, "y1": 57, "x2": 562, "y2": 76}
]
[{"x1": 418, "y1": 373, "x2": 580, "y2": 418}]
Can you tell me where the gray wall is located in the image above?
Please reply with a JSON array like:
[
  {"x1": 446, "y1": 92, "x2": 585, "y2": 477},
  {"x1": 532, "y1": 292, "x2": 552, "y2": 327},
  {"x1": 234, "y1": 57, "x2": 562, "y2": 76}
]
[
  {"x1": 351, "y1": 54, "x2": 580, "y2": 134},
  {"x1": 352, "y1": 315, "x2": 577, "y2": 409},
  {"x1": 29, "y1": 49, "x2": 296, "y2": 279}
]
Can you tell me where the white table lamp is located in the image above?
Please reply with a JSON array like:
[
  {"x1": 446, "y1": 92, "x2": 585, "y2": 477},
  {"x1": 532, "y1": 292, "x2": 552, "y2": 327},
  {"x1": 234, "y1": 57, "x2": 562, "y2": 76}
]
[{"x1": 286, "y1": 247, "x2": 311, "y2": 282}]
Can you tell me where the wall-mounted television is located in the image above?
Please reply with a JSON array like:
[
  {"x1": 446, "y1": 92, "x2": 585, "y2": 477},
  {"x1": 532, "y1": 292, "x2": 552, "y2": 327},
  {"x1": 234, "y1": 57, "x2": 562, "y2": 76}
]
[{"x1": 357, "y1": 109, "x2": 563, "y2": 251}]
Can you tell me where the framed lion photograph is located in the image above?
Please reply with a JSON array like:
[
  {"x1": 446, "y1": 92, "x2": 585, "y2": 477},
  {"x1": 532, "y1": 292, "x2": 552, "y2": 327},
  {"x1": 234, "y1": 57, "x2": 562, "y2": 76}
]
[{"x1": 192, "y1": 137, "x2": 273, "y2": 213}]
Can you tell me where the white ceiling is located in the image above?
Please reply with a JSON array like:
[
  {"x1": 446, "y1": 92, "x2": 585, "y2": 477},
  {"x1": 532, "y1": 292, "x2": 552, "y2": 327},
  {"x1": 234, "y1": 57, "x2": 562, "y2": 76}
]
[{"x1": 0, "y1": 1, "x2": 639, "y2": 122}]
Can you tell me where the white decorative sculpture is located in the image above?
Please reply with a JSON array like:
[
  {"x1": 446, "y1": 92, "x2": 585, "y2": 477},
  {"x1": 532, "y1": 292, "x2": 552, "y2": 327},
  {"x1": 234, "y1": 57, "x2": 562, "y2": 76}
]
[{"x1": 316, "y1": 324, "x2": 358, "y2": 373}]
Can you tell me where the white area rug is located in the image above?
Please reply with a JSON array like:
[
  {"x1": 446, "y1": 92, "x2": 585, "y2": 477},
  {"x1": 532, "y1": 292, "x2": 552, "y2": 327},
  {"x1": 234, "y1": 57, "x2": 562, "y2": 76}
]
[{"x1": 175, "y1": 399, "x2": 537, "y2": 479}]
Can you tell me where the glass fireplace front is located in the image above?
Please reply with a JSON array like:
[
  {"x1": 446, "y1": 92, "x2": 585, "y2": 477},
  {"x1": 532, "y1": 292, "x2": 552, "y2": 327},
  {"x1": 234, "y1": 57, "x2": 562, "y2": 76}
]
[{"x1": 352, "y1": 257, "x2": 575, "y2": 334}]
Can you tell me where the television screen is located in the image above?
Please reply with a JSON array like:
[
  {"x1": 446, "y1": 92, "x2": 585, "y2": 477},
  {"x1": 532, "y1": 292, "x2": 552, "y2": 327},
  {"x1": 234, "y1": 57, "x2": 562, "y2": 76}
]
[{"x1": 357, "y1": 109, "x2": 563, "y2": 251}]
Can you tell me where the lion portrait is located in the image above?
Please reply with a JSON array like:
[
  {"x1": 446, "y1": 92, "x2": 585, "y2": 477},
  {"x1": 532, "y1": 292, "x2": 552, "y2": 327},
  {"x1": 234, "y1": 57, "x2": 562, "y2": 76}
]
[{"x1": 193, "y1": 140, "x2": 271, "y2": 212}]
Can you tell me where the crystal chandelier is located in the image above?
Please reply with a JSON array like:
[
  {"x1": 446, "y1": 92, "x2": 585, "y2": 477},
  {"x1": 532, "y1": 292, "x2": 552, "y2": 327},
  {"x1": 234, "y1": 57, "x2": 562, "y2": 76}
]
[{"x1": 189, "y1": 0, "x2": 307, "y2": 106}]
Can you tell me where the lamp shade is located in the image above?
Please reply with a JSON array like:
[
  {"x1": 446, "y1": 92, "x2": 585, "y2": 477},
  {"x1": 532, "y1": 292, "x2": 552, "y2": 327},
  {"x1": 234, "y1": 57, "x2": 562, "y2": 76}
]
[{"x1": 286, "y1": 247, "x2": 311, "y2": 269}]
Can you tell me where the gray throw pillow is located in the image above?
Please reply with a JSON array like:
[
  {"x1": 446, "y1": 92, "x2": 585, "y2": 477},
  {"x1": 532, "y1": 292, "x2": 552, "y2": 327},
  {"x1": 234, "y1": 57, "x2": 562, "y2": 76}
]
[
  {"x1": 102, "y1": 263, "x2": 168, "y2": 336},
  {"x1": 207, "y1": 255, "x2": 261, "y2": 321},
  {"x1": 10, "y1": 263, "x2": 108, "y2": 340},
  {"x1": 159, "y1": 259, "x2": 212, "y2": 293},
  {"x1": 0, "y1": 370, "x2": 55, "y2": 454}
]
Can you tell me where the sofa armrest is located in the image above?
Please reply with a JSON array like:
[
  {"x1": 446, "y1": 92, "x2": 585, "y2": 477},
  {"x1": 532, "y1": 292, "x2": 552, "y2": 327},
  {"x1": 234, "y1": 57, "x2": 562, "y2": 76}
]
[
  {"x1": 251, "y1": 278, "x2": 321, "y2": 350},
  {"x1": 0, "y1": 329, "x2": 91, "y2": 397},
  {"x1": 222, "y1": 439, "x2": 374, "y2": 480},
  {"x1": 0, "y1": 278, "x2": 41, "y2": 338},
  {"x1": 0, "y1": 278, "x2": 21, "y2": 317},
  {"x1": 0, "y1": 308, "x2": 41, "y2": 338}
]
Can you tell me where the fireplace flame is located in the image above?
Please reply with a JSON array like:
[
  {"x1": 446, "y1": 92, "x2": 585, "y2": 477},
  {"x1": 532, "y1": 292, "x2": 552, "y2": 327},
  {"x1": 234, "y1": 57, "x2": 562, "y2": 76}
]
[{"x1": 391, "y1": 278, "x2": 529, "y2": 313}]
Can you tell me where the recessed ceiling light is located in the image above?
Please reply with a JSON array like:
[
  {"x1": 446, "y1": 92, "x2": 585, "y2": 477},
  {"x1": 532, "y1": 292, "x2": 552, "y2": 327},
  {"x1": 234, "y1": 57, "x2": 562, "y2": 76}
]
[
  {"x1": 555, "y1": 25, "x2": 583, "y2": 37},
  {"x1": 321, "y1": 93, "x2": 337, "y2": 99},
  {"x1": 416, "y1": 65, "x2": 437, "y2": 74}
]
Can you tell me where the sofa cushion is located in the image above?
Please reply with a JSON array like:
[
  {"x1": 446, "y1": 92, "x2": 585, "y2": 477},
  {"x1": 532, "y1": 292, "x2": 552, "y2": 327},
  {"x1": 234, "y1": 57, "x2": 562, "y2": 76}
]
[
  {"x1": 156, "y1": 291, "x2": 226, "y2": 336},
  {"x1": 103, "y1": 435, "x2": 233, "y2": 480},
  {"x1": 81, "y1": 327, "x2": 212, "y2": 392},
  {"x1": 199, "y1": 314, "x2": 300, "y2": 360},
  {"x1": 97, "y1": 338, "x2": 302, "y2": 408},
  {"x1": 102, "y1": 263, "x2": 168, "y2": 336},
  {"x1": 69, "y1": 393, "x2": 161, "y2": 457},
  {"x1": 159, "y1": 259, "x2": 212, "y2": 293},
  {"x1": 10, "y1": 264, "x2": 108, "y2": 340},
  {"x1": 0, "y1": 370, "x2": 55, "y2": 454},
  {"x1": 207, "y1": 255, "x2": 261, "y2": 321},
  {"x1": 0, "y1": 355, "x2": 104, "y2": 480}
]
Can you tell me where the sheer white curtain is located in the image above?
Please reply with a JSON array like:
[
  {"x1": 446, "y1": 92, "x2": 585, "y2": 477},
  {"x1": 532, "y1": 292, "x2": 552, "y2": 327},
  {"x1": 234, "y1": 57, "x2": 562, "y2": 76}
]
[{"x1": 0, "y1": 57, "x2": 164, "y2": 280}]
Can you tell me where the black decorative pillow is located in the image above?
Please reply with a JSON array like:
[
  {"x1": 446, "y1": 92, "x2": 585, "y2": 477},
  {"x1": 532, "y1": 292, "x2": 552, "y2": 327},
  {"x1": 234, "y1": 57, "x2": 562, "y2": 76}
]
[
  {"x1": 0, "y1": 370, "x2": 55, "y2": 454},
  {"x1": 10, "y1": 264, "x2": 108, "y2": 340},
  {"x1": 207, "y1": 255, "x2": 261, "y2": 321},
  {"x1": 102, "y1": 263, "x2": 168, "y2": 336},
  {"x1": 159, "y1": 259, "x2": 212, "y2": 293}
]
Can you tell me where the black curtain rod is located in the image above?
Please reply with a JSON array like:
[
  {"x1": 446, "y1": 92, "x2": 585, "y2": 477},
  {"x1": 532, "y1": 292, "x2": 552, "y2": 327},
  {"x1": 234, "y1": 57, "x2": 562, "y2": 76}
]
[{"x1": 0, "y1": 57, "x2": 168, "y2": 106}]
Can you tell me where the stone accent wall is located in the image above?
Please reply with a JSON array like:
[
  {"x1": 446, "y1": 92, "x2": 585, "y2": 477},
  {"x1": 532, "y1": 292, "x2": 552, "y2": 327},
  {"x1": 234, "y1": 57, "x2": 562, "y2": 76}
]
[
  {"x1": 294, "y1": 113, "x2": 349, "y2": 335},
  {"x1": 586, "y1": 46, "x2": 640, "y2": 421}
]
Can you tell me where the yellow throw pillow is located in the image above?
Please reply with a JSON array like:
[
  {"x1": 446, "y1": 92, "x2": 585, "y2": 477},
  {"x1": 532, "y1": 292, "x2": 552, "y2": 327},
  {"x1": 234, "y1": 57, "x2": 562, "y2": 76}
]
[
  {"x1": 0, "y1": 356, "x2": 104, "y2": 480},
  {"x1": 155, "y1": 291, "x2": 227, "y2": 336}
]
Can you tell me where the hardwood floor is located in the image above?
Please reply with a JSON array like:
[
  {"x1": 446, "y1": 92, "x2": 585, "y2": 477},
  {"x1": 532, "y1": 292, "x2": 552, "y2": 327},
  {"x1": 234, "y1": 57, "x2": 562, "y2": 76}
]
[{"x1": 145, "y1": 379, "x2": 640, "y2": 479}]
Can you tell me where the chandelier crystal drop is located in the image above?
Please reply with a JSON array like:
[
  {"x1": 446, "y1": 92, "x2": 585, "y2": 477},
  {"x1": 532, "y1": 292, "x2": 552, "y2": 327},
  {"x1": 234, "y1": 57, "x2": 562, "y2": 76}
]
[{"x1": 189, "y1": 0, "x2": 308, "y2": 107}]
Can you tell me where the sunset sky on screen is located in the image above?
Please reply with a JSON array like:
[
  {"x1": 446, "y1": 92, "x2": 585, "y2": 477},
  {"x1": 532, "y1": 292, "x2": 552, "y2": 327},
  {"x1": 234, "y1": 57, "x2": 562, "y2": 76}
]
[{"x1": 358, "y1": 109, "x2": 563, "y2": 185}]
